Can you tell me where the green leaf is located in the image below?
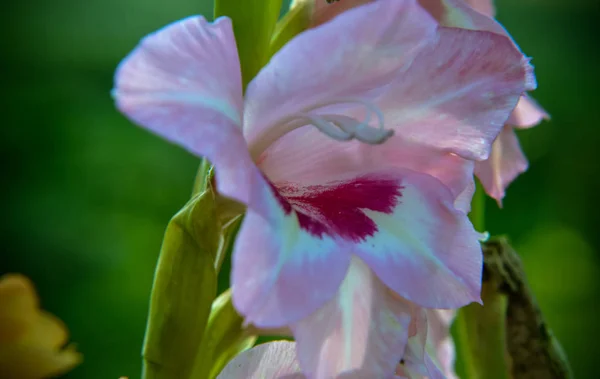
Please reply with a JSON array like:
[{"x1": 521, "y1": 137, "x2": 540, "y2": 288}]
[
  {"x1": 141, "y1": 190, "x2": 220, "y2": 379},
  {"x1": 191, "y1": 290, "x2": 257, "y2": 379},
  {"x1": 214, "y1": 0, "x2": 283, "y2": 89}
]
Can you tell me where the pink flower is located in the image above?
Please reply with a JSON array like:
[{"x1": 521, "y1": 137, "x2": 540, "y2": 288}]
[
  {"x1": 113, "y1": 0, "x2": 532, "y2": 376},
  {"x1": 217, "y1": 308, "x2": 457, "y2": 379}
]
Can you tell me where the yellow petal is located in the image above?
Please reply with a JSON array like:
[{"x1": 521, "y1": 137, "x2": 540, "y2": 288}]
[
  {"x1": 0, "y1": 274, "x2": 82, "y2": 379},
  {"x1": 21, "y1": 311, "x2": 70, "y2": 350},
  {"x1": 0, "y1": 343, "x2": 82, "y2": 379},
  {"x1": 0, "y1": 274, "x2": 38, "y2": 342}
]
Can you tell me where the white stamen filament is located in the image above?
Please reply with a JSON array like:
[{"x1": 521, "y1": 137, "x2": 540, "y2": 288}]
[{"x1": 249, "y1": 98, "x2": 394, "y2": 160}]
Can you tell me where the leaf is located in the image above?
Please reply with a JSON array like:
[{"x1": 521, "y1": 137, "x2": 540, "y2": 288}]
[
  {"x1": 191, "y1": 290, "x2": 257, "y2": 379},
  {"x1": 142, "y1": 189, "x2": 220, "y2": 379}
]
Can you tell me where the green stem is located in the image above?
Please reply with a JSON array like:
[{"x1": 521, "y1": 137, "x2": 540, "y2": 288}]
[
  {"x1": 453, "y1": 289, "x2": 509, "y2": 379},
  {"x1": 453, "y1": 180, "x2": 508, "y2": 379},
  {"x1": 470, "y1": 179, "x2": 486, "y2": 232},
  {"x1": 214, "y1": 0, "x2": 283, "y2": 91}
]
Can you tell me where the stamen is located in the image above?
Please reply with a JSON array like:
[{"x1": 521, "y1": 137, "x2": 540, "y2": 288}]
[{"x1": 249, "y1": 98, "x2": 394, "y2": 160}]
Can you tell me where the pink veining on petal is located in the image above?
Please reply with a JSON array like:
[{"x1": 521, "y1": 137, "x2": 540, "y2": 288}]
[
  {"x1": 376, "y1": 26, "x2": 533, "y2": 162},
  {"x1": 272, "y1": 176, "x2": 403, "y2": 242}
]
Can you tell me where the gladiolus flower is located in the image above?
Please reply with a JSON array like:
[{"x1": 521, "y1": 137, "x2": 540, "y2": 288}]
[
  {"x1": 0, "y1": 274, "x2": 82, "y2": 379},
  {"x1": 113, "y1": 0, "x2": 533, "y2": 376}
]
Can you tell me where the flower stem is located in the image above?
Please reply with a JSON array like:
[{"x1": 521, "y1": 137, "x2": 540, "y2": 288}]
[
  {"x1": 453, "y1": 180, "x2": 509, "y2": 379},
  {"x1": 453, "y1": 286, "x2": 509, "y2": 379},
  {"x1": 470, "y1": 179, "x2": 486, "y2": 232},
  {"x1": 214, "y1": 0, "x2": 282, "y2": 90}
]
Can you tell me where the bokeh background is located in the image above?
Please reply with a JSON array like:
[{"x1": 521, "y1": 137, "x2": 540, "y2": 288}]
[{"x1": 1, "y1": 0, "x2": 598, "y2": 377}]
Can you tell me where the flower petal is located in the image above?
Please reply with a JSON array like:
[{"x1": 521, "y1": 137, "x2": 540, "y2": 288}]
[
  {"x1": 233, "y1": 168, "x2": 477, "y2": 328},
  {"x1": 508, "y1": 95, "x2": 550, "y2": 128},
  {"x1": 396, "y1": 308, "x2": 456, "y2": 379},
  {"x1": 396, "y1": 307, "x2": 429, "y2": 378},
  {"x1": 378, "y1": 26, "x2": 534, "y2": 161},
  {"x1": 292, "y1": 0, "x2": 373, "y2": 27},
  {"x1": 244, "y1": 0, "x2": 437, "y2": 151},
  {"x1": 0, "y1": 275, "x2": 82, "y2": 379},
  {"x1": 418, "y1": 1, "x2": 547, "y2": 129},
  {"x1": 425, "y1": 309, "x2": 458, "y2": 379},
  {"x1": 418, "y1": 0, "x2": 505, "y2": 36},
  {"x1": 474, "y1": 126, "x2": 528, "y2": 205},
  {"x1": 113, "y1": 16, "x2": 261, "y2": 206},
  {"x1": 259, "y1": 132, "x2": 474, "y2": 214},
  {"x1": 353, "y1": 169, "x2": 483, "y2": 308},
  {"x1": 464, "y1": 0, "x2": 495, "y2": 17},
  {"x1": 216, "y1": 341, "x2": 304, "y2": 379},
  {"x1": 231, "y1": 182, "x2": 351, "y2": 327},
  {"x1": 292, "y1": 257, "x2": 412, "y2": 378}
]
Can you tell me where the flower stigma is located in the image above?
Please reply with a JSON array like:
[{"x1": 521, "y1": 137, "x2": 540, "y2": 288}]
[{"x1": 249, "y1": 98, "x2": 394, "y2": 161}]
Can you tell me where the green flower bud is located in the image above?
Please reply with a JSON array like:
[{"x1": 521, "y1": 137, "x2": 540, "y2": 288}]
[{"x1": 142, "y1": 190, "x2": 219, "y2": 379}]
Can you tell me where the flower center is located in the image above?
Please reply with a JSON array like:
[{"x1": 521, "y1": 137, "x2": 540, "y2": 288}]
[
  {"x1": 249, "y1": 99, "x2": 394, "y2": 161},
  {"x1": 272, "y1": 174, "x2": 403, "y2": 242}
]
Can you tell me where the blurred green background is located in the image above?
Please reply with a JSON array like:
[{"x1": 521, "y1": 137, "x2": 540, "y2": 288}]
[{"x1": 1, "y1": 0, "x2": 598, "y2": 378}]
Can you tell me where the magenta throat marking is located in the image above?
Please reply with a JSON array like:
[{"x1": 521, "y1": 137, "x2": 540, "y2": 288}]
[{"x1": 269, "y1": 176, "x2": 403, "y2": 242}]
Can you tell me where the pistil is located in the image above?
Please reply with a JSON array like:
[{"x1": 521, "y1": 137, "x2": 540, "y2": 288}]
[{"x1": 248, "y1": 98, "x2": 394, "y2": 161}]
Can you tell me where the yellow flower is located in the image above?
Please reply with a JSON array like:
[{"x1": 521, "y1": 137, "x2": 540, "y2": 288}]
[{"x1": 0, "y1": 274, "x2": 82, "y2": 379}]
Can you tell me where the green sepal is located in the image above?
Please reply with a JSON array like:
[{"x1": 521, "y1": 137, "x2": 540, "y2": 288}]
[
  {"x1": 214, "y1": 214, "x2": 243, "y2": 273},
  {"x1": 191, "y1": 290, "x2": 257, "y2": 379},
  {"x1": 214, "y1": 0, "x2": 283, "y2": 90},
  {"x1": 191, "y1": 160, "x2": 245, "y2": 273},
  {"x1": 141, "y1": 189, "x2": 220, "y2": 379},
  {"x1": 269, "y1": 0, "x2": 311, "y2": 58},
  {"x1": 192, "y1": 158, "x2": 213, "y2": 197}
]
